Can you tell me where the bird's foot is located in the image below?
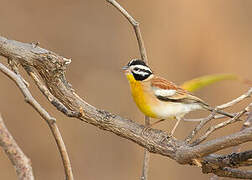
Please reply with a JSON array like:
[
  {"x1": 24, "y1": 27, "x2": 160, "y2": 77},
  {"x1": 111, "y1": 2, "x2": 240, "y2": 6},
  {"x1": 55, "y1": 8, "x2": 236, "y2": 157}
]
[
  {"x1": 141, "y1": 119, "x2": 165, "y2": 136},
  {"x1": 141, "y1": 125, "x2": 152, "y2": 136},
  {"x1": 160, "y1": 133, "x2": 173, "y2": 143}
]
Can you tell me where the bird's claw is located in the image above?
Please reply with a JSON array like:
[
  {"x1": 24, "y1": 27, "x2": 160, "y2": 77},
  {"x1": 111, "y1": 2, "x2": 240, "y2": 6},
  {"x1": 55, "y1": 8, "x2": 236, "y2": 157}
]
[{"x1": 141, "y1": 125, "x2": 151, "y2": 136}]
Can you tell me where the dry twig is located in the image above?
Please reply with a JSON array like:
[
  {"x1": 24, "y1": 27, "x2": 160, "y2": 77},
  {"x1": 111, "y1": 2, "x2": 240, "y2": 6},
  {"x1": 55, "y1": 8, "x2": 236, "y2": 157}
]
[
  {"x1": 0, "y1": 114, "x2": 34, "y2": 180},
  {"x1": 106, "y1": 1, "x2": 150, "y2": 179},
  {"x1": 192, "y1": 108, "x2": 249, "y2": 146},
  {"x1": 217, "y1": 89, "x2": 252, "y2": 110},
  {"x1": 186, "y1": 88, "x2": 252, "y2": 143},
  {"x1": 0, "y1": 4, "x2": 252, "y2": 178},
  {"x1": 0, "y1": 62, "x2": 74, "y2": 180},
  {"x1": 1, "y1": 34, "x2": 252, "y2": 179}
]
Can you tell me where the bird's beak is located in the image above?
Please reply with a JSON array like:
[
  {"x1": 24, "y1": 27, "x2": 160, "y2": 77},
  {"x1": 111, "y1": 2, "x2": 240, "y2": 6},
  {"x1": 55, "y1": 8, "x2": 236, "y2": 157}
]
[{"x1": 122, "y1": 65, "x2": 128, "y2": 70}]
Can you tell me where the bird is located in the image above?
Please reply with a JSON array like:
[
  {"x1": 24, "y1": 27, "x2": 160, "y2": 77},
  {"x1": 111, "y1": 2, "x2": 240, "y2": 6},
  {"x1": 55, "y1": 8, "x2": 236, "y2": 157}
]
[{"x1": 122, "y1": 59, "x2": 234, "y2": 135}]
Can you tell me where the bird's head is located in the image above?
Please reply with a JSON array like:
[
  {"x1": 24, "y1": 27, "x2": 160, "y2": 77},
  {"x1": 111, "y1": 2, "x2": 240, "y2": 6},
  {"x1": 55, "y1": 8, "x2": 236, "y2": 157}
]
[{"x1": 122, "y1": 59, "x2": 153, "y2": 81}]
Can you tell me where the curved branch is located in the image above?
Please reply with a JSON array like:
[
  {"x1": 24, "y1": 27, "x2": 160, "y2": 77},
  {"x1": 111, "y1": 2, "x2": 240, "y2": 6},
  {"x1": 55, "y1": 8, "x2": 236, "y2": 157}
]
[
  {"x1": 186, "y1": 89, "x2": 252, "y2": 143},
  {"x1": 0, "y1": 62, "x2": 74, "y2": 180},
  {"x1": 0, "y1": 35, "x2": 252, "y2": 178},
  {"x1": 192, "y1": 108, "x2": 248, "y2": 146},
  {"x1": 0, "y1": 114, "x2": 34, "y2": 180},
  {"x1": 106, "y1": 0, "x2": 148, "y2": 62},
  {"x1": 177, "y1": 127, "x2": 252, "y2": 164}
]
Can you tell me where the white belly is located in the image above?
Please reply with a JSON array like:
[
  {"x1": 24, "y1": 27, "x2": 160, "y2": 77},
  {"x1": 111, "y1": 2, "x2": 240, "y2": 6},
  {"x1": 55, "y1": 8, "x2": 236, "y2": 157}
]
[{"x1": 152, "y1": 102, "x2": 202, "y2": 119}]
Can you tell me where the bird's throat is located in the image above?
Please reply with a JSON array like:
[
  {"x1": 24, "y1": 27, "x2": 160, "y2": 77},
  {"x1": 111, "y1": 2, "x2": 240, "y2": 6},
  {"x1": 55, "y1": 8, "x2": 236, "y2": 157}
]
[{"x1": 126, "y1": 73, "x2": 158, "y2": 118}]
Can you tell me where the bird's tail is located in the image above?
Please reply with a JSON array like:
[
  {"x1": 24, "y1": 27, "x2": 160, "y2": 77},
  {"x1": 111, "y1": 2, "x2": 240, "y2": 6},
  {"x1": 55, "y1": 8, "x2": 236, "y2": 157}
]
[{"x1": 203, "y1": 105, "x2": 234, "y2": 118}]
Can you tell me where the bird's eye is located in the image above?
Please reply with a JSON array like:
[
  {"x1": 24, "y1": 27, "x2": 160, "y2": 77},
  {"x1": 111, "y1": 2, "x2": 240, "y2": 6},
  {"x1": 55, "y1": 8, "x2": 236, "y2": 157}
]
[{"x1": 134, "y1": 67, "x2": 140, "y2": 71}]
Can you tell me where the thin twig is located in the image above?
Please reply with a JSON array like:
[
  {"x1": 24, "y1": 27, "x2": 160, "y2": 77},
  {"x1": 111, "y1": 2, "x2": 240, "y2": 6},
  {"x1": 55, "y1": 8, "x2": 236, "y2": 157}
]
[
  {"x1": 185, "y1": 112, "x2": 216, "y2": 143},
  {"x1": 106, "y1": 0, "x2": 148, "y2": 61},
  {"x1": 184, "y1": 113, "x2": 248, "y2": 122},
  {"x1": 0, "y1": 114, "x2": 34, "y2": 180},
  {"x1": 194, "y1": 102, "x2": 252, "y2": 145},
  {"x1": 0, "y1": 62, "x2": 74, "y2": 180},
  {"x1": 48, "y1": 122, "x2": 74, "y2": 180},
  {"x1": 141, "y1": 117, "x2": 150, "y2": 180},
  {"x1": 217, "y1": 88, "x2": 252, "y2": 110},
  {"x1": 192, "y1": 109, "x2": 248, "y2": 146},
  {"x1": 1, "y1": 35, "x2": 252, "y2": 179},
  {"x1": 184, "y1": 114, "x2": 224, "y2": 122},
  {"x1": 192, "y1": 102, "x2": 251, "y2": 146},
  {"x1": 185, "y1": 88, "x2": 252, "y2": 143},
  {"x1": 230, "y1": 105, "x2": 252, "y2": 166},
  {"x1": 106, "y1": 1, "x2": 150, "y2": 179},
  {"x1": 8, "y1": 58, "x2": 29, "y2": 87}
]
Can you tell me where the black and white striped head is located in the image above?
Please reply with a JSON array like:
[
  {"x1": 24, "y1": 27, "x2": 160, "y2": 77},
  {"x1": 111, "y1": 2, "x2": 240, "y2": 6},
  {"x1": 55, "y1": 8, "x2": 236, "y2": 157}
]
[{"x1": 123, "y1": 59, "x2": 153, "y2": 81}]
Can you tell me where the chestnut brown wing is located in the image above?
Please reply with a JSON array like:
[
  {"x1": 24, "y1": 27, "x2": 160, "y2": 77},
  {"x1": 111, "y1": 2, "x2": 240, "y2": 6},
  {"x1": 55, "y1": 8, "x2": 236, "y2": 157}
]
[{"x1": 151, "y1": 76, "x2": 208, "y2": 106}]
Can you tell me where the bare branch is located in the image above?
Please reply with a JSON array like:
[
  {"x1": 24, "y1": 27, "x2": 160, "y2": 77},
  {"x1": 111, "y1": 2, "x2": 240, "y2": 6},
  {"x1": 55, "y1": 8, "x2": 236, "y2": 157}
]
[
  {"x1": 177, "y1": 127, "x2": 252, "y2": 164},
  {"x1": 184, "y1": 113, "x2": 245, "y2": 122},
  {"x1": 185, "y1": 112, "x2": 217, "y2": 143},
  {"x1": 0, "y1": 34, "x2": 252, "y2": 178},
  {"x1": 192, "y1": 108, "x2": 248, "y2": 146},
  {"x1": 0, "y1": 62, "x2": 74, "y2": 180},
  {"x1": 28, "y1": 70, "x2": 81, "y2": 118},
  {"x1": 204, "y1": 150, "x2": 252, "y2": 168},
  {"x1": 48, "y1": 123, "x2": 74, "y2": 180},
  {"x1": 184, "y1": 114, "x2": 223, "y2": 122},
  {"x1": 203, "y1": 166, "x2": 252, "y2": 179},
  {"x1": 141, "y1": 146, "x2": 150, "y2": 180},
  {"x1": 0, "y1": 114, "x2": 34, "y2": 180},
  {"x1": 185, "y1": 88, "x2": 252, "y2": 143},
  {"x1": 106, "y1": 0, "x2": 148, "y2": 62},
  {"x1": 8, "y1": 58, "x2": 29, "y2": 87},
  {"x1": 244, "y1": 110, "x2": 252, "y2": 128},
  {"x1": 217, "y1": 88, "x2": 252, "y2": 110},
  {"x1": 106, "y1": 1, "x2": 150, "y2": 179}
]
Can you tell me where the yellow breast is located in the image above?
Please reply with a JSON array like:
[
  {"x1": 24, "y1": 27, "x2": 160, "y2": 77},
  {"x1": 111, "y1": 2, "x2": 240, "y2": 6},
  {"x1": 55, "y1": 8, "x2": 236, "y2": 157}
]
[{"x1": 126, "y1": 74, "x2": 158, "y2": 118}]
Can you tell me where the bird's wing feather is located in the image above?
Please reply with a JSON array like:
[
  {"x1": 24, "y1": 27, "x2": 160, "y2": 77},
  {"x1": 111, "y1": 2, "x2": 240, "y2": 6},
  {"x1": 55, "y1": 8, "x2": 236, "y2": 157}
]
[{"x1": 151, "y1": 76, "x2": 208, "y2": 106}]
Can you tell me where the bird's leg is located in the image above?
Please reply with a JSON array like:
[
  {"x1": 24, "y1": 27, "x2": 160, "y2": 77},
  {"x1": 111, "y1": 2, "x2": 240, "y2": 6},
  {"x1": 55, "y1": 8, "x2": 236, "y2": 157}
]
[
  {"x1": 170, "y1": 117, "x2": 182, "y2": 136},
  {"x1": 150, "y1": 119, "x2": 165, "y2": 127}
]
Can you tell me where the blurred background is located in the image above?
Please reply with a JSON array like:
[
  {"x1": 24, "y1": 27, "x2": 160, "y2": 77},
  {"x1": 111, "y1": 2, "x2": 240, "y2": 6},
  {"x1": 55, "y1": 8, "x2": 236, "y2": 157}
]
[{"x1": 0, "y1": 0, "x2": 252, "y2": 179}]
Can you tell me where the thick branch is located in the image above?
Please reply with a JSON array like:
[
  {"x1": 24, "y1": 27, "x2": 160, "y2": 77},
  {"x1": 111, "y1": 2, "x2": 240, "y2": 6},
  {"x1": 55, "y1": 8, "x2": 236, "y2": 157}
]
[
  {"x1": 204, "y1": 151, "x2": 252, "y2": 168},
  {"x1": 0, "y1": 36, "x2": 180, "y2": 158},
  {"x1": 177, "y1": 127, "x2": 252, "y2": 164},
  {"x1": 244, "y1": 111, "x2": 252, "y2": 128},
  {"x1": 0, "y1": 114, "x2": 34, "y2": 180},
  {"x1": 203, "y1": 166, "x2": 252, "y2": 179},
  {"x1": 0, "y1": 36, "x2": 252, "y2": 178}
]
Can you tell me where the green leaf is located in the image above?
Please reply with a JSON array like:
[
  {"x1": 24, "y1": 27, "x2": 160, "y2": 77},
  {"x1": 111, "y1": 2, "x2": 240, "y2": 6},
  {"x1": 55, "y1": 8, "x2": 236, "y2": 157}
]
[{"x1": 181, "y1": 74, "x2": 237, "y2": 92}]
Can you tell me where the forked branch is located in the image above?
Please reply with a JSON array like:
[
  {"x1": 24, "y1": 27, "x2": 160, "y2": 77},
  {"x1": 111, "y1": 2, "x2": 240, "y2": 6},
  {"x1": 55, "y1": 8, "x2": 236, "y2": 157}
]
[
  {"x1": 0, "y1": 1, "x2": 251, "y2": 179},
  {"x1": 0, "y1": 35, "x2": 251, "y2": 178},
  {"x1": 0, "y1": 62, "x2": 74, "y2": 180}
]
